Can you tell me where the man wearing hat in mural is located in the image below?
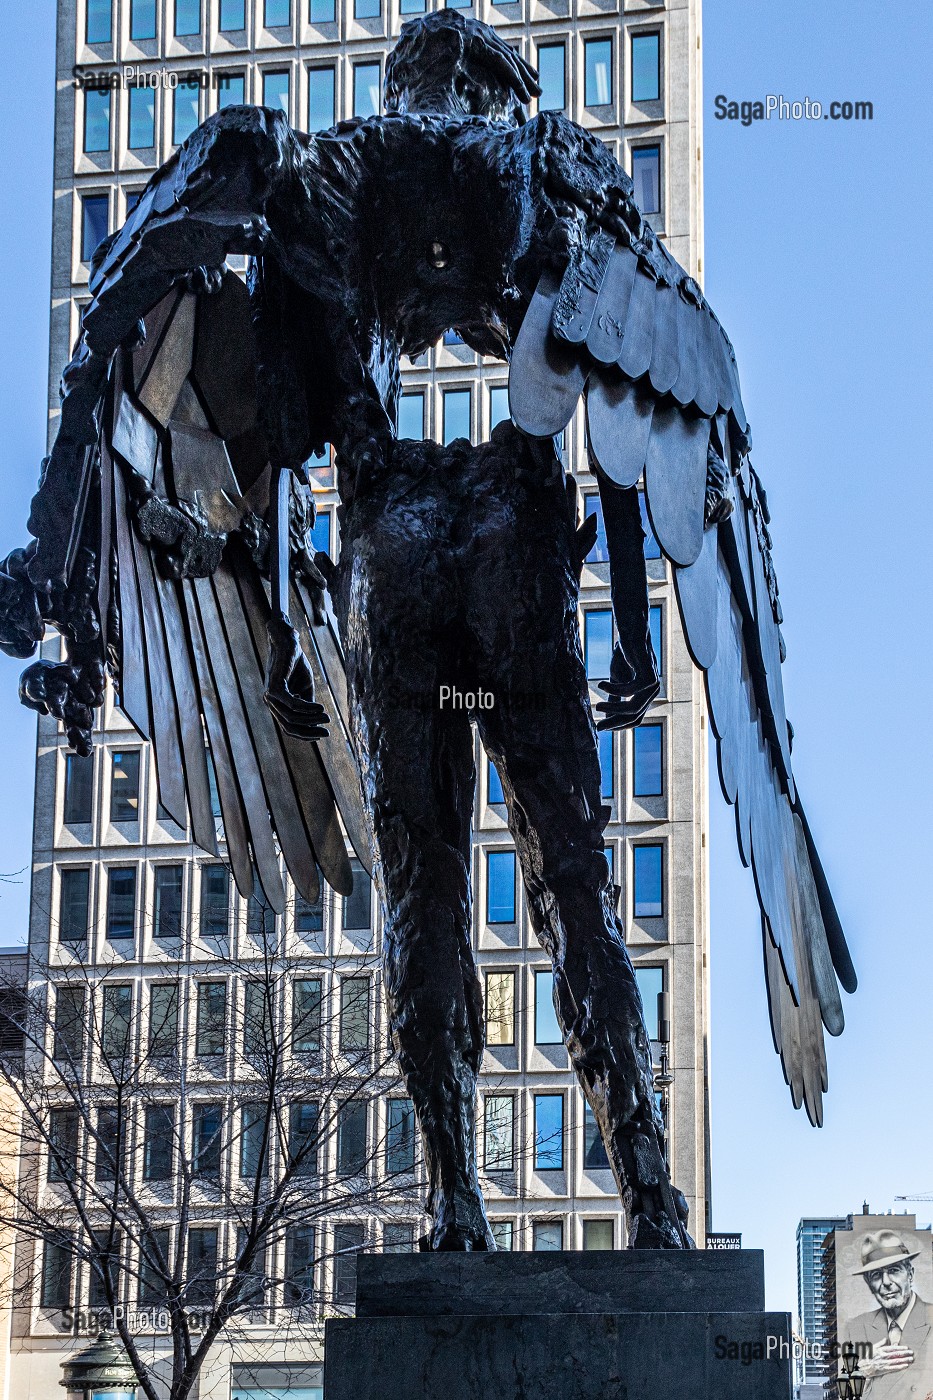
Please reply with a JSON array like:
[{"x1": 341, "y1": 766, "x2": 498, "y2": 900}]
[{"x1": 845, "y1": 1231, "x2": 933, "y2": 1397}]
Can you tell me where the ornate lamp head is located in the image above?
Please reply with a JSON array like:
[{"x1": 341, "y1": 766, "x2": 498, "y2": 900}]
[{"x1": 385, "y1": 11, "x2": 541, "y2": 125}]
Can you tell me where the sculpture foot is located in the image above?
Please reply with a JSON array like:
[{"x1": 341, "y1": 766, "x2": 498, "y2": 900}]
[
  {"x1": 420, "y1": 1185, "x2": 495, "y2": 1251},
  {"x1": 627, "y1": 1186, "x2": 695, "y2": 1250}
]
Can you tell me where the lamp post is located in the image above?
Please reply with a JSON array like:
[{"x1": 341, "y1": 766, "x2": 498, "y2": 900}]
[
  {"x1": 837, "y1": 1345, "x2": 866, "y2": 1400},
  {"x1": 60, "y1": 1330, "x2": 138, "y2": 1400}
]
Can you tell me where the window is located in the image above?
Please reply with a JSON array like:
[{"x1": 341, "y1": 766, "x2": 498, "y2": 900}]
[
  {"x1": 130, "y1": 0, "x2": 156, "y2": 39},
  {"x1": 443, "y1": 327, "x2": 465, "y2": 346},
  {"x1": 333, "y1": 1223, "x2": 364, "y2": 1304},
  {"x1": 247, "y1": 876, "x2": 276, "y2": 939},
  {"x1": 110, "y1": 750, "x2": 140, "y2": 821},
  {"x1": 106, "y1": 867, "x2": 136, "y2": 941},
  {"x1": 308, "y1": 67, "x2": 335, "y2": 131},
  {"x1": 285, "y1": 1225, "x2": 315, "y2": 1304},
  {"x1": 583, "y1": 1101, "x2": 610, "y2": 1169},
  {"x1": 339, "y1": 978, "x2": 370, "y2": 1050},
  {"x1": 633, "y1": 725, "x2": 663, "y2": 797},
  {"x1": 355, "y1": 0, "x2": 380, "y2": 15},
  {"x1": 310, "y1": 0, "x2": 336, "y2": 21},
  {"x1": 59, "y1": 867, "x2": 90, "y2": 944},
  {"x1": 138, "y1": 1227, "x2": 170, "y2": 1303},
  {"x1": 63, "y1": 753, "x2": 93, "y2": 824},
  {"x1": 84, "y1": 88, "x2": 112, "y2": 153},
  {"x1": 631, "y1": 32, "x2": 661, "y2": 103},
  {"x1": 487, "y1": 758, "x2": 504, "y2": 804},
  {"x1": 143, "y1": 1105, "x2": 174, "y2": 1180},
  {"x1": 534, "y1": 1094, "x2": 563, "y2": 1170},
  {"x1": 154, "y1": 865, "x2": 183, "y2": 941},
  {"x1": 293, "y1": 978, "x2": 322, "y2": 1055},
  {"x1": 41, "y1": 1239, "x2": 72, "y2": 1310},
  {"x1": 262, "y1": 70, "x2": 290, "y2": 115},
  {"x1": 200, "y1": 865, "x2": 229, "y2": 939},
  {"x1": 397, "y1": 392, "x2": 425, "y2": 440},
  {"x1": 53, "y1": 987, "x2": 85, "y2": 1063},
  {"x1": 343, "y1": 859, "x2": 372, "y2": 930},
  {"x1": 127, "y1": 84, "x2": 155, "y2": 149},
  {"x1": 309, "y1": 510, "x2": 331, "y2": 558},
  {"x1": 234, "y1": 1227, "x2": 266, "y2": 1308},
  {"x1": 80, "y1": 194, "x2": 109, "y2": 264},
  {"x1": 219, "y1": 0, "x2": 245, "y2": 27},
  {"x1": 86, "y1": 0, "x2": 112, "y2": 44},
  {"x1": 288, "y1": 1102, "x2": 319, "y2": 1176},
  {"x1": 489, "y1": 385, "x2": 509, "y2": 431},
  {"x1": 584, "y1": 38, "x2": 613, "y2": 107},
  {"x1": 491, "y1": 1220, "x2": 513, "y2": 1251},
  {"x1": 399, "y1": 0, "x2": 425, "y2": 12},
  {"x1": 174, "y1": 0, "x2": 200, "y2": 35},
  {"x1": 173, "y1": 79, "x2": 201, "y2": 146},
  {"x1": 584, "y1": 494, "x2": 609, "y2": 564},
  {"x1": 634, "y1": 965, "x2": 664, "y2": 1040},
  {"x1": 386, "y1": 1099, "x2": 415, "y2": 1173},
  {"x1": 583, "y1": 1219, "x2": 614, "y2": 1251},
  {"x1": 48, "y1": 1108, "x2": 79, "y2": 1182},
  {"x1": 125, "y1": 189, "x2": 144, "y2": 216},
  {"x1": 584, "y1": 609, "x2": 613, "y2": 680},
  {"x1": 442, "y1": 389, "x2": 471, "y2": 445},
  {"x1": 240, "y1": 1104, "x2": 269, "y2": 1179},
  {"x1": 534, "y1": 970, "x2": 562, "y2": 1045},
  {"x1": 649, "y1": 605, "x2": 662, "y2": 678},
  {"x1": 336, "y1": 1101, "x2": 367, "y2": 1176},
  {"x1": 187, "y1": 1228, "x2": 218, "y2": 1305},
  {"x1": 485, "y1": 970, "x2": 514, "y2": 1046},
  {"x1": 193, "y1": 1103, "x2": 223, "y2": 1178},
  {"x1": 537, "y1": 44, "x2": 565, "y2": 111},
  {"x1": 264, "y1": 0, "x2": 290, "y2": 23},
  {"x1": 95, "y1": 1107, "x2": 121, "y2": 1181},
  {"x1": 383, "y1": 1223, "x2": 414, "y2": 1251},
  {"x1": 483, "y1": 1095, "x2": 514, "y2": 1171},
  {"x1": 632, "y1": 145, "x2": 661, "y2": 216},
  {"x1": 486, "y1": 850, "x2": 515, "y2": 924},
  {"x1": 638, "y1": 491, "x2": 661, "y2": 559},
  {"x1": 101, "y1": 984, "x2": 132, "y2": 1060},
  {"x1": 598, "y1": 729, "x2": 614, "y2": 800},
  {"x1": 244, "y1": 981, "x2": 273, "y2": 1057},
  {"x1": 353, "y1": 63, "x2": 381, "y2": 119},
  {"x1": 196, "y1": 982, "x2": 226, "y2": 1056},
  {"x1": 633, "y1": 844, "x2": 663, "y2": 918},
  {"x1": 445, "y1": 0, "x2": 470, "y2": 9},
  {"x1": 532, "y1": 1220, "x2": 562, "y2": 1251},
  {"x1": 217, "y1": 73, "x2": 245, "y2": 108},
  {"x1": 89, "y1": 1230, "x2": 121, "y2": 1308},
  {"x1": 144, "y1": 984, "x2": 176, "y2": 1061}
]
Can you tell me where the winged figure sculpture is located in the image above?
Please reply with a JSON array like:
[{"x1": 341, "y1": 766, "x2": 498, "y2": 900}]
[{"x1": 0, "y1": 11, "x2": 855, "y2": 1251}]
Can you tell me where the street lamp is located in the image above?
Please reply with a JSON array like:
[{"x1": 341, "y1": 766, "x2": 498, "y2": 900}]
[
  {"x1": 60, "y1": 1330, "x2": 138, "y2": 1400},
  {"x1": 837, "y1": 1344, "x2": 866, "y2": 1400}
]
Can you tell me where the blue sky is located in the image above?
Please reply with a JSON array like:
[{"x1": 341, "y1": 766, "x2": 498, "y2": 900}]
[{"x1": 0, "y1": 0, "x2": 931, "y2": 1317}]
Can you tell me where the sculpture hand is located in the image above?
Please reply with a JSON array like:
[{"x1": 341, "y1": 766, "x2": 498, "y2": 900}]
[
  {"x1": 0, "y1": 549, "x2": 44, "y2": 660},
  {"x1": 594, "y1": 644, "x2": 659, "y2": 730},
  {"x1": 263, "y1": 613, "x2": 330, "y2": 742}
]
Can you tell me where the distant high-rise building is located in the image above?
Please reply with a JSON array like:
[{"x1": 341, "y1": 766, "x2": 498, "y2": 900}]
[{"x1": 797, "y1": 1217, "x2": 849, "y2": 1393}]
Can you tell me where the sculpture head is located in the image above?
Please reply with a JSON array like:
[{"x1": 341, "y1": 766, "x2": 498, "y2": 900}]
[{"x1": 385, "y1": 12, "x2": 541, "y2": 125}]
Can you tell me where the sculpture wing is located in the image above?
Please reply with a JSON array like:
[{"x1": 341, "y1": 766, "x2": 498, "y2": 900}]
[
  {"x1": 509, "y1": 234, "x2": 856, "y2": 1126},
  {"x1": 86, "y1": 278, "x2": 369, "y2": 911}
]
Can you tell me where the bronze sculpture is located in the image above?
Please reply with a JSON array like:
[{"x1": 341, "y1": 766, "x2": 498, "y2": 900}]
[{"x1": 0, "y1": 13, "x2": 855, "y2": 1251}]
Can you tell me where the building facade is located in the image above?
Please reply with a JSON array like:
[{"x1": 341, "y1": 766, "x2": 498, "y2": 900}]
[
  {"x1": 796, "y1": 1216, "x2": 849, "y2": 1395},
  {"x1": 14, "y1": 0, "x2": 709, "y2": 1392}
]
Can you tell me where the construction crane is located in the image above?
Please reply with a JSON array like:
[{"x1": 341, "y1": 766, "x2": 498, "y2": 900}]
[{"x1": 896, "y1": 1194, "x2": 933, "y2": 1202}]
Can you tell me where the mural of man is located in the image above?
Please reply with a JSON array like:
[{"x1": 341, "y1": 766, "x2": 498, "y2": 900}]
[{"x1": 845, "y1": 1231, "x2": 933, "y2": 1398}]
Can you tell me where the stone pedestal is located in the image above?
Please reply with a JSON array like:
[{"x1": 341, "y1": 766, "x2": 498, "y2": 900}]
[{"x1": 323, "y1": 1251, "x2": 793, "y2": 1400}]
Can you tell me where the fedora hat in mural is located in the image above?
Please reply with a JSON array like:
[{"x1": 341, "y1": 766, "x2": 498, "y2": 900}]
[{"x1": 851, "y1": 1231, "x2": 922, "y2": 1275}]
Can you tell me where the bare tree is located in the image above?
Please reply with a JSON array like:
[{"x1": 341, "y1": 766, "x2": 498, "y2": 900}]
[{"x1": 0, "y1": 914, "x2": 423, "y2": 1400}]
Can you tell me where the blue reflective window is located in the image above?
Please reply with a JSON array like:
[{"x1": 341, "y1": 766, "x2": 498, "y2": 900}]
[
  {"x1": 175, "y1": 0, "x2": 200, "y2": 35},
  {"x1": 584, "y1": 494, "x2": 609, "y2": 563},
  {"x1": 343, "y1": 859, "x2": 372, "y2": 931},
  {"x1": 633, "y1": 844, "x2": 663, "y2": 918},
  {"x1": 649, "y1": 605, "x2": 662, "y2": 678},
  {"x1": 537, "y1": 44, "x2": 565, "y2": 111},
  {"x1": 397, "y1": 393, "x2": 424, "y2": 440},
  {"x1": 107, "y1": 867, "x2": 136, "y2": 940},
  {"x1": 442, "y1": 389, "x2": 471, "y2": 445},
  {"x1": 399, "y1": 0, "x2": 425, "y2": 11},
  {"x1": 81, "y1": 194, "x2": 109, "y2": 262},
  {"x1": 264, "y1": 0, "x2": 291, "y2": 24},
  {"x1": 489, "y1": 386, "x2": 509, "y2": 430},
  {"x1": 631, "y1": 32, "x2": 660, "y2": 103},
  {"x1": 598, "y1": 729, "x2": 614, "y2": 799},
  {"x1": 584, "y1": 1102, "x2": 610, "y2": 1169},
  {"x1": 355, "y1": 0, "x2": 380, "y2": 14},
  {"x1": 534, "y1": 1094, "x2": 563, "y2": 1170},
  {"x1": 173, "y1": 80, "x2": 200, "y2": 145},
  {"x1": 487, "y1": 759, "x2": 504, "y2": 804},
  {"x1": 638, "y1": 491, "x2": 661, "y2": 558},
  {"x1": 486, "y1": 851, "x2": 515, "y2": 924},
  {"x1": 128, "y1": 85, "x2": 155, "y2": 147},
  {"x1": 310, "y1": 0, "x2": 336, "y2": 18},
  {"x1": 533, "y1": 1220, "x2": 563, "y2": 1250},
  {"x1": 534, "y1": 971, "x2": 562, "y2": 1045},
  {"x1": 220, "y1": 0, "x2": 245, "y2": 27},
  {"x1": 217, "y1": 73, "x2": 245, "y2": 108},
  {"x1": 584, "y1": 38, "x2": 613, "y2": 107},
  {"x1": 604, "y1": 843, "x2": 614, "y2": 880},
  {"x1": 632, "y1": 145, "x2": 661, "y2": 215},
  {"x1": 84, "y1": 89, "x2": 111, "y2": 153},
  {"x1": 309, "y1": 509, "x2": 331, "y2": 558},
  {"x1": 263, "y1": 70, "x2": 290, "y2": 115},
  {"x1": 633, "y1": 724, "x2": 662, "y2": 797},
  {"x1": 308, "y1": 67, "x2": 335, "y2": 131},
  {"x1": 130, "y1": 0, "x2": 156, "y2": 40},
  {"x1": 446, "y1": 0, "x2": 471, "y2": 8},
  {"x1": 634, "y1": 965, "x2": 663, "y2": 1039},
  {"x1": 386, "y1": 1099, "x2": 415, "y2": 1173},
  {"x1": 353, "y1": 63, "x2": 381, "y2": 118},
  {"x1": 86, "y1": 0, "x2": 112, "y2": 43},
  {"x1": 584, "y1": 609, "x2": 613, "y2": 680}
]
